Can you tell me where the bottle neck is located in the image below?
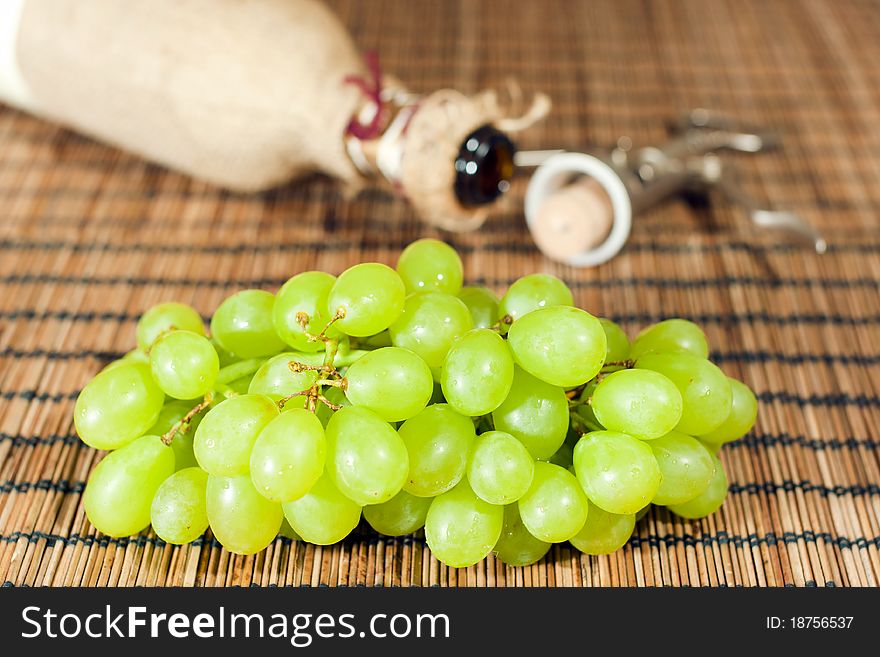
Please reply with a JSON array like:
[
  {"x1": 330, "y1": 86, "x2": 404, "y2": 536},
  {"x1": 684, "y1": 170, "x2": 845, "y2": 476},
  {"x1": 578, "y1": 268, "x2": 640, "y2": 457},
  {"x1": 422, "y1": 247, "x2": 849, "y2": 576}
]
[{"x1": 345, "y1": 81, "x2": 420, "y2": 189}]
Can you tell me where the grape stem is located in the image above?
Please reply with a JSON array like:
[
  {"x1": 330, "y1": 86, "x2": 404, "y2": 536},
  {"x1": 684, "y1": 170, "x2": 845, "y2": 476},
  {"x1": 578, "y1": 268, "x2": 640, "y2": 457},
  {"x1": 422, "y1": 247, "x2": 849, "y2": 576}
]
[
  {"x1": 315, "y1": 393, "x2": 342, "y2": 411},
  {"x1": 216, "y1": 358, "x2": 267, "y2": 384},
  {"x1": 565, "y1": 383, "x2": 594, "y2": 400},
  {"x1": 323, "y1": 330, "x2": 341, "y2": 366},
  {"x1": 289, "y1": 361, "x2": 339, "y2": 378},
  {"x1": 212, "y1": 383, "x2": 241, "y2": 399},
  {"x1": 489, "y1": 314, "x2": 514, "y2": 333},
  {"x1": 161, "y1": 392, "x2": 213, "y2": 446},
  {"x1": 277, "y1": 389, "x2": 310, "y2": 410},
  {"x1": 569, "y1": 410, "x2": 602, "y2": 436},
  {"x1": 144, "y1": 325, "x2": 180, "y2": 354},
  {"x1": 569, "y1": 412, "x2": 587, "y2": 436},
  {"x1": 565, "y1": 358, "x2": 636, "y2": 401},
  {"x1": 296, "y1": 308, "x2": 346, "y2": 345},
  {"x1": 587, "y1": 360, "x2": 635, "y2": 388},
  {"x1": 284, "y1": 310, "x2": 349, "y2": 414},
  {"x1": 277, "y1": 383, "x2": 344, "y2": 412}
]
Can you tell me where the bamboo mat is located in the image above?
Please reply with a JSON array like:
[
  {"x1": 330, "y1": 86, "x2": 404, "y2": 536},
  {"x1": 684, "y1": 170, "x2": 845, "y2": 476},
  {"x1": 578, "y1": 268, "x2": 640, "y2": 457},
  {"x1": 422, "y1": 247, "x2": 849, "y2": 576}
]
[{"x1": 1, "y1": 0, "x2": 879, "y2": 588}]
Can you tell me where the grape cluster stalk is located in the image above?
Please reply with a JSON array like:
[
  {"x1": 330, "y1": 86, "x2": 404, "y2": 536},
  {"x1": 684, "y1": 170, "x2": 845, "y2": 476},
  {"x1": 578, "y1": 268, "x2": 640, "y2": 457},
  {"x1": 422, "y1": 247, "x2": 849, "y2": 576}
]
[{"x1": 75, "y1": 239, "x2": 757, "y2": 567}]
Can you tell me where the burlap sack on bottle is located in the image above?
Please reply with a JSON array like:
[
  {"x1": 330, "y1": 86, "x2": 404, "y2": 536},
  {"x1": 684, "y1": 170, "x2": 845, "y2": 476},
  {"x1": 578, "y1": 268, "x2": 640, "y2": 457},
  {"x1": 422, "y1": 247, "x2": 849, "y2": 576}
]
[
  {"x1": 12, "y1": 0, "x2": 549, "y2": 230},
  {"x1": 16, "y1": 0, "x2": 366, "y2": 191}
]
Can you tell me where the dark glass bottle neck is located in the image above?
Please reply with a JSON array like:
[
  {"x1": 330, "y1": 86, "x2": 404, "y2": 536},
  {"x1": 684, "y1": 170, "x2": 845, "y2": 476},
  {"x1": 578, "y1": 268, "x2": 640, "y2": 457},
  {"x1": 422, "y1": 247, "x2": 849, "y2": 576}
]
[{"x1": 453, "y1": 125, "x2": 517, "y2": 207}]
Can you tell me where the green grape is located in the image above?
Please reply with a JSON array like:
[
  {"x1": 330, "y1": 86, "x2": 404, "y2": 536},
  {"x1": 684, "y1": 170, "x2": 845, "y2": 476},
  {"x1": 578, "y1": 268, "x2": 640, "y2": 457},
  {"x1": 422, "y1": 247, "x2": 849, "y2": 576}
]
[
  {"x1": 424, "y1": 480, "x2": 504, "y2": 568},
  {"x1": 630, "y1": 318, "x2": 709, "y2": 360},
  {"x1": 226, "y1": 375, "x2": 254, "y2": 395},
  {"x1": 636, "y1": 352, "x2": 733, "y2": 435},
  {"x1": 635, "y1": 505, "x2": 651, "y2": 522},
  {"x1": 273, "y1": 271, "x2": 339, "y2": 352},
  {"x1": 589, "y1": 369, "x2": 683, "y2": 440},
  {"x1": 150, "y1": 467, "x2": 209, "y2": 544},
  {"x1": 147, "y1": 400, "x2": 206, "y2": 470},
  {"x1": 212, "y1": 338, "x2": 241, "y2": 368},
  {"x1": 136, "y1": 302, "x2": 205, "y2": 350},
  {"x1": 467, "y1": 431, "x2": 535, "y2": 505},
  {"x1": 210, "y1": 289, "x2": 286, "y2": 358},
  {"x1": 247, "y1": 352, "x2": 317, "y2": 409},
  {"x1": 215, "y1": 356, "x2": 271, "y2": 386},
  {"x1": 599, "y1": 318, "x2": 630, "y2": 363},
  {"x1": 327, "y1": 262, "x2": 406, "y2": 337},
  {"x1": 74, "y1": 362, "x2": 165, "y2": 450},
  {"x1": 441, "y1": 329, "x2": 514, "y2": 416},
  {"x1": 573, "y1": 430, "x2": 661, "y2": 514},
  {"x1": 492, "y1": 367, "x2": 568, "y2": 460},
  {"x1": 206, "y1": 474, "x2": 283, "y2": 555},
  {"x1": 101, "y1": 348, "x2": 150, "y2": 372},
  {"x1": 325, "y1": 406, "x2": 409, "y2": 505},
  {"x1": 498, "y1": 273, "x2": 574, "y2": 325},
  {"x1": 569, "y1": 501, "x2": 635, "y2": 555},
  {"x1": 389, "y1": 292, "x2": 473, "y2": 368},
  {"x1": 168, "y1": 433, "x2": 200, "y2": 472},
  {"x1": 193, "y1": 394, "x2": 279, "y2": 476},
  {"x1": 397, "y1": 404, "x2": 475, "y2": 497},
  {"x1": 363, "y1": 490, "x2": 432, "y2": 536},
  {"x1": 279, "y1": 519, "x2": 302, "y2": 541},
  {"x1": 396, "y1": 238, "x2": 463, "y2": 295},
  {"x1": 250, "y1": 408, "x2": 325, "y2": 503},
  {"x1": 492, "y1": 504, "x2": 551, "y2": 567},
  {"x1": 698, "y1": 377, "x2": 758, "y2": 449},
  {"x1": 122, "y1": 348, "x2": 151, "y2": 364},
  {"x1": 343, "y1": 346, "x2": 433, "y2": 422},
  {"x1": 667, "y1": 454, "x2": 728, "y2": 519},
  {"x1": 457, "y1": 286, "x2": 499, "y2": 329},
  {"x1": 517, "y1": 462, "x2": 589, "y2": 543},
  {"x1": 149, "y1": 330, "x2": 219, "y2": 400},
  {"x1": 549, "y1": 443, "x2": 574, "y2": 468},
  {"x1": 649, "y1": 431, "x2": 716, "y2": 505},
  {"x1": 507, "y1": 306, "x2": 606, "y2": 387},
  {"x1": 83, "y1": 435, "x2": 175, "y2": 537},
  {"x1": 282, "y1": 474, "x2": 362, "y2": 545}
]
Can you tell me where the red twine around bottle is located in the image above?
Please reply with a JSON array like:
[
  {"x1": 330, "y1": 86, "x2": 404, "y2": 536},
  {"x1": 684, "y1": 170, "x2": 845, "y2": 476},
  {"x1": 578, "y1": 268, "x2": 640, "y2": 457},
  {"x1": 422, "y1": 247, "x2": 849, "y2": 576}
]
[{"x1": 344, "y1": 51, "x2": 385, "y2": 140}]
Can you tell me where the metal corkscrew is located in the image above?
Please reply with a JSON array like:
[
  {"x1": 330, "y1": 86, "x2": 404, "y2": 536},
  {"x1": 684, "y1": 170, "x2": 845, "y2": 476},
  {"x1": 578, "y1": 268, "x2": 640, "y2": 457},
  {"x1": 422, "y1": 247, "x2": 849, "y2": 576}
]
[{"x1": 517, "y1": 109, "x2": 827, "y2": 267}]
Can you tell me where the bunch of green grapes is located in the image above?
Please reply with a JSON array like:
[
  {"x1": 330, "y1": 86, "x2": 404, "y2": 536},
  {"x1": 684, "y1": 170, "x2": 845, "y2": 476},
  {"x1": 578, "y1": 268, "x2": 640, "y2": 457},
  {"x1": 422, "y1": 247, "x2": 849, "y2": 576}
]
[{"x1": 75, "y1": 239, "x2": 756, "y2": 567}]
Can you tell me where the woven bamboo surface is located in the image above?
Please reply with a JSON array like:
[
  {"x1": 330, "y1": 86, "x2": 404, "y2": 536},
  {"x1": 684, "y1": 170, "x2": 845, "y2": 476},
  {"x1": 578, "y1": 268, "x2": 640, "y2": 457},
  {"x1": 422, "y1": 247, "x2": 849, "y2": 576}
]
[{"x1": 1, "y1": 0, "x2": 879, "y2": 587}]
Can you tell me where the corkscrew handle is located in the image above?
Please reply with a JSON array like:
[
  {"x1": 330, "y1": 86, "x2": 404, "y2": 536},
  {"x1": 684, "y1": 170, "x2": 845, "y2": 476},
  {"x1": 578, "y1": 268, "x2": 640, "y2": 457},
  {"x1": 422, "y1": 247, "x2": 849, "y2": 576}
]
[
  {"x1": 518, "y1": 109, "x2": 827, "y2": 266},
  {"x1": 612, "y1": 108, "x2": 783, "y2": 213}
]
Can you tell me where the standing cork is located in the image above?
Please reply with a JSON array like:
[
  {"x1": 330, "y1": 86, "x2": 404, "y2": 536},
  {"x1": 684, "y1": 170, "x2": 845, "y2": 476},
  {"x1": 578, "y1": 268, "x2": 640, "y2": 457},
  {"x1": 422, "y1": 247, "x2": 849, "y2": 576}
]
[{"x1": 530, "y1": 177, "x2": 614, "y2": 261}]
